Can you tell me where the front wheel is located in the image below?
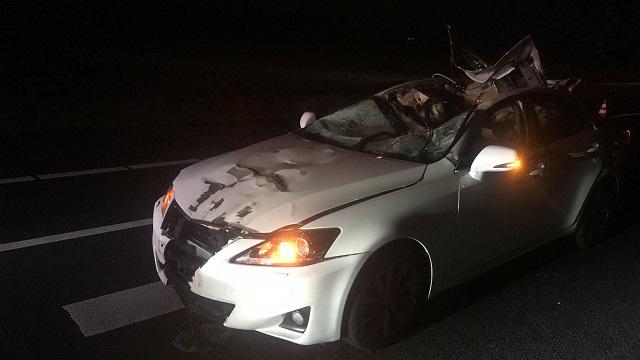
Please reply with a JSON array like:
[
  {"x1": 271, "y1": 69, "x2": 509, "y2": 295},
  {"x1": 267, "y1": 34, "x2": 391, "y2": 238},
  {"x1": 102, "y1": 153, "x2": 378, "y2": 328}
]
[
  {"x1": 575, "y1": 184, "x2": 616, "y2": 248},
  {"x1": 344, "y1": 244, "x2": 429, "y2": 350}
]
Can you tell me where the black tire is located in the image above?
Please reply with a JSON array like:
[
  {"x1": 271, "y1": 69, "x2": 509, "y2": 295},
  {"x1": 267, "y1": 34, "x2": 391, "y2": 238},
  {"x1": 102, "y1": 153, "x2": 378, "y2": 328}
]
[
  {"x1": 575, "y1": 183, "x2": 616, "y2": 249},
  {"x1": 344, "y1": 242, "x2": 429, "y2": 350}
]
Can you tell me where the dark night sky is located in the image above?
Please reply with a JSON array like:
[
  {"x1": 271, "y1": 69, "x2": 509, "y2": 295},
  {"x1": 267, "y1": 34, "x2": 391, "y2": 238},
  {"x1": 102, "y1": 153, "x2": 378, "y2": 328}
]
[
  {"x1": 3, "y1": 0, "x2": 640, "y2": 135},
  {"x1": 2, "y1": 0, "x2": 640, "y2": 169},
  {"x1": 6, "y1": 1, "x2": 640, "y2": 63}
]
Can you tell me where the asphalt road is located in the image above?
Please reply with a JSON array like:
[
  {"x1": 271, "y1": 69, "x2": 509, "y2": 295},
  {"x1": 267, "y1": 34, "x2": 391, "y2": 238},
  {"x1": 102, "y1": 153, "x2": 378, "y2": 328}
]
[{"x1": 2, "y1": 135, "x2": 640, "y2": 360}]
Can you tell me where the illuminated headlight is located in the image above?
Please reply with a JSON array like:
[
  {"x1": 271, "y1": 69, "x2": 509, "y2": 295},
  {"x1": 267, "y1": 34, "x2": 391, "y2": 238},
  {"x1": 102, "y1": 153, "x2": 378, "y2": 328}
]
[
  {"x1": 231, "y1": 228, "x2": 341, "y2": 266},
  {"x1": 160, "y1": 185, "x2": 175, "y2": 216}
]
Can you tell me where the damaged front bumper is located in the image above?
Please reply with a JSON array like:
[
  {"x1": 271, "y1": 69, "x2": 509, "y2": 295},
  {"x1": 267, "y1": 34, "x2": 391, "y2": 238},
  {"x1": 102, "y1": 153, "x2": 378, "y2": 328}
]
[{"x1": 151, "y1": 198, "x2": 366, "y2": 345}]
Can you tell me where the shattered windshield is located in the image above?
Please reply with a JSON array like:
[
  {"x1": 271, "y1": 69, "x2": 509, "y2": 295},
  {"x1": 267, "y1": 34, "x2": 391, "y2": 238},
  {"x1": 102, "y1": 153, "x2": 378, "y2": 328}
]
[{"x1": 299, "y1": 81, "x2": 471, "y2": 163}]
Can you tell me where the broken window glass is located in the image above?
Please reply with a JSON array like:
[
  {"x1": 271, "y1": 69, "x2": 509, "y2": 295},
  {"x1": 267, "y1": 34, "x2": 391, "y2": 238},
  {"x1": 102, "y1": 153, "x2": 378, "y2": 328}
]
[
  {"x1": 302, "y1": 99, "x2": 397, "y2": 148},
  {"x1": 299, "y1": 82, "x2": 471, "y2": 163}
]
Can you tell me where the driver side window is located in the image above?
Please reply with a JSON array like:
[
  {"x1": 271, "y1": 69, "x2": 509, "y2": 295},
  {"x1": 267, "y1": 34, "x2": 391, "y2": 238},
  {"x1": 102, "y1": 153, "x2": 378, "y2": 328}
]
[
  {"x1": 459, "y1": 100, "x2": 527, "y2": 168},
  {"x1": 529, "y1": 97, "x2": 584, "y2": 147},
  {"x1": 481, "y1": 101, "x2": 526, "y2": 147}
]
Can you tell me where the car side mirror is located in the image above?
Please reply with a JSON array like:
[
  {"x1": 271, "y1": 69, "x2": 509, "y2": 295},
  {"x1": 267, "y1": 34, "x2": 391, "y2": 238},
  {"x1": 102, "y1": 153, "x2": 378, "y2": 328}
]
[
  {"x1": 300, "y1": 112, "x2": 316, "y2": 128},
  {"x1": 469, "y1": 145, "x2": 522, "y2": 180}
]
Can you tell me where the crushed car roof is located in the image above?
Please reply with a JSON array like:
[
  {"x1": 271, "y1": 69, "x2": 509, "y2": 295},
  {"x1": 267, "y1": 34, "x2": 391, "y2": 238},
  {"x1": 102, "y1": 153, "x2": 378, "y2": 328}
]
[{"x1": 444, "y1": 28, "x2": 586, "y2": 110}]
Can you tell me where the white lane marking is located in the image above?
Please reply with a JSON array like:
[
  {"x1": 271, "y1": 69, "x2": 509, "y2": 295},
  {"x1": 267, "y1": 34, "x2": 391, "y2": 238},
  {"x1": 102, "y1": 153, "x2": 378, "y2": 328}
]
[
  {"x1": 0, "y1": 176, "x2": 36, "y2": 184},
  {"x1": 0, "y1": 218, "x2": 153, "y2": 252},
  {"x1": 37, "y1": 166, "x2": 129, "y2": 179},
  {"x1": 602, "y1": 82, "x2": 640, "y2": 86},
  {"x1": 0, "y1": 158, "x2": 202, "y2": 184},
  {"x1": 127, "y1": 158, "x2": 200, "y2": 169},
  {"x1": 63, "y1": 282, "x2": 185, "y2": 337}
]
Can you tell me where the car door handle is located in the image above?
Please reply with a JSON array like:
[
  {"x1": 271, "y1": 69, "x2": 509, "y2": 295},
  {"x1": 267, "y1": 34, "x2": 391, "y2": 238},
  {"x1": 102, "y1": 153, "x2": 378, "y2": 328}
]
[
  {"x1": 569, "y1": 143, "x2": 600, "y2": 158},
  {"x1": 528, "y1": 162, "x2": 545, "y2": 176}
]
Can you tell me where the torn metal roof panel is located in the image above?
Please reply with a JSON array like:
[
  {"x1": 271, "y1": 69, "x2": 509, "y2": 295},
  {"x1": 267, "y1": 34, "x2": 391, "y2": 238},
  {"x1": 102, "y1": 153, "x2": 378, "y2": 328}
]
[
  {"x1": 447, "y1": 28, "x2": 548, "y2": 104},
  {"x1": 455, "y1": 35, "x2": 545, "y2": 85}
]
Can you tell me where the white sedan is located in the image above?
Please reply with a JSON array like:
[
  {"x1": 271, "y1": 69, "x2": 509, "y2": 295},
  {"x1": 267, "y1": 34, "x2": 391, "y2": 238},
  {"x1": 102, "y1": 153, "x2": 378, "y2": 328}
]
[{"x1": 151, "y1": 77, "x2": 618, "y2": 349}]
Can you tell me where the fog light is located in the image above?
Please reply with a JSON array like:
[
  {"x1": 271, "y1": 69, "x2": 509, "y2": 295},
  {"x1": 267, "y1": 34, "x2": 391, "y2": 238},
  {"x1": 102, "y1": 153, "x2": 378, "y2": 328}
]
[
  {"x1": 291, "y1": 311, "x2": 304, "y2": 326},
  {"x1": 280, "y1": 306, "x2": 310, "y2": 333}
]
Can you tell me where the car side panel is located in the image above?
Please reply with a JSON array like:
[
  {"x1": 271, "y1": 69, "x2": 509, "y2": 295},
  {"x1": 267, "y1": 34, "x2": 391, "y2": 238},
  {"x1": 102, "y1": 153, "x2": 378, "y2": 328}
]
[{"x1": 311, "y1": 158, "x2": 460, "y2": 296}]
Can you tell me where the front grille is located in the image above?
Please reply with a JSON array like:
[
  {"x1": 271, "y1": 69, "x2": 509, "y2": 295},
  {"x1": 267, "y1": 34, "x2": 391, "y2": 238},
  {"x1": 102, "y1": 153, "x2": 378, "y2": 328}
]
[{"x1": 161, "y1": 201, "x2": 235, "y2": 283}]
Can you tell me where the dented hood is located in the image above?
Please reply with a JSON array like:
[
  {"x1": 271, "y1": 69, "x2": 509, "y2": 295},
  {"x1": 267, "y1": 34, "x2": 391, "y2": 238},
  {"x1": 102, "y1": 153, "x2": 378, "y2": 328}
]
[{"x1": 173, "y1": 133, "x2": 425, "y2": 233}]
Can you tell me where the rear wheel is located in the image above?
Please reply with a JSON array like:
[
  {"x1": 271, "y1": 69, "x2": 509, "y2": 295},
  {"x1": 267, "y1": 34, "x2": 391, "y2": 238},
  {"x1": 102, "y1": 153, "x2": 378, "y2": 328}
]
[
  {"x1": 575, "y1": 184, "x2": 616, "y2": 248},
  {"x1": 345, "y1": 242, "x2": 429, "y2": 350}
]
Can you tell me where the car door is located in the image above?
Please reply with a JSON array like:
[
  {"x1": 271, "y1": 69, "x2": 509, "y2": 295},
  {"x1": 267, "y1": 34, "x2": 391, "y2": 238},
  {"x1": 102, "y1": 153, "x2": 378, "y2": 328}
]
[
  {"x1": 519, "y1": 94, "x2": 602, "y2": 241},
  {"x1": 454, "y1": 98, "x2": 537, "y2": 276}
]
